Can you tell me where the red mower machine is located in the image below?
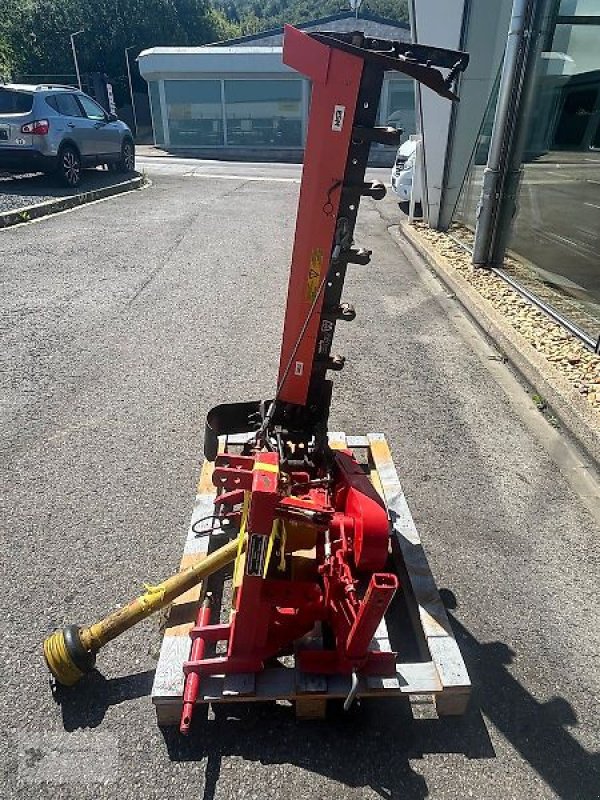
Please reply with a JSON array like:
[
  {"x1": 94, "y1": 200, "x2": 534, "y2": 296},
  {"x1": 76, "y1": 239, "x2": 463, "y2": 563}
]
[{"x1": 44, "y1": 25, "x2": 470, "y2": 731}]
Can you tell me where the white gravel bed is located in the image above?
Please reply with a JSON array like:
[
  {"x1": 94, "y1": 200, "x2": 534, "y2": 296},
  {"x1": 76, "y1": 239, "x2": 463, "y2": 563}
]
[{"x1": 411, "y1": 222, "x2": 600, "y2": 416}]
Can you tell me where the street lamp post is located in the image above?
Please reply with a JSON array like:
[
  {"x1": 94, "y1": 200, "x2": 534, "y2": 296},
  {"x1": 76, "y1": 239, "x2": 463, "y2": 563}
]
[
  {"x1": 70, "y1": 29, "x2": 84, "y2": 90},
  {"x1": 125, "y1": 46, "x2": 138, "y2": 139},
  {"x1": 349, "y1": 0, "x2": 363, "y2": 19}
]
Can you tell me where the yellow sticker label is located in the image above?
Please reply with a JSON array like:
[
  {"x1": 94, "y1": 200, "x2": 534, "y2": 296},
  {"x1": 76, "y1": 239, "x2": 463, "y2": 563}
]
[{"x1": 306, "y1": 248, "x2": 323, "y2": 302}]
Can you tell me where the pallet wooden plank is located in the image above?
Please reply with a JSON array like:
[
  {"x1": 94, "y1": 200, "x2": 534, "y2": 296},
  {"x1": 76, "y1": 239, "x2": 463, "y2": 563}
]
[
  {"x1": 367, "y1": 433, "x2": 470, "y2": 700},
  {"x1": 202, "y1": 668, "x2": 295, "y2": 701},
  {"x1": 328, "y1": 660, "x2": 441, "y2": 696},
  {"x1": 366, "y1": 618, "x2": 400, "y2": 691},
  {"x1": 428, "y1": 637, "x2": 470, "y2": 690},
  {"x1": 295, "y1": 623, "x2": 327, "y2": 694},
  {"x1": 152, "y1": 431, "x2": 469, "y2": 722},
  {"x1": 296, "y1": 697, "x2": 327, "y2": 719},
  {"x1": 222, "y1": 673, "x2": 256, "y2": 697},
  {"x1": 434, "y1": 689, "x2": 470, "y2": 716},
  {"x1": 152, "y1": 439, "x2": 223, "y2": 712},
  {"x1": 156, "y1": 656, "x2": 443, "y2": 717},
  {"x1": 327, "y1": 431, "x2": 347, "y2": 449},
  {"x1": 346, "y1": 435, "x2": 369, "y2": 448},
  {"x1": 196, "y1": 456, "x2": 217, "y2": 495},
  {"x1": 152, "y1": 636, "x2": 190, "y2": 700}
]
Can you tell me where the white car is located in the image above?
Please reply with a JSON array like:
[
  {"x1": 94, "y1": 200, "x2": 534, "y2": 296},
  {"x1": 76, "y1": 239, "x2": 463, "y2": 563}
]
[{"x1": 390, "y1": 139, "x2": 419, "y2": 205}]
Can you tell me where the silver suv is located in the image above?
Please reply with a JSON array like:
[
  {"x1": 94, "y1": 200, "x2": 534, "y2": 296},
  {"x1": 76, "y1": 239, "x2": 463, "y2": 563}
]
[{"x1": 0, "y1": 83, "x2": 135, "y2": 187}]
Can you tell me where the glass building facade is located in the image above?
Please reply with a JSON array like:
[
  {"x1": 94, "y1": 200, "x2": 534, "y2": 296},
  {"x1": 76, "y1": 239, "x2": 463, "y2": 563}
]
[
  {"x1": 164, "y1": 80, "x2": 223, "y2": 147},
  {"x1": 453, "y1": 0, "x2": 600, "y2": 341},
  {"x1": 146, "y1": 74, "x2": 414, "y2": 152},
  {"x1": 139, "y1": 24, "x2": 416, "y2": 159}
]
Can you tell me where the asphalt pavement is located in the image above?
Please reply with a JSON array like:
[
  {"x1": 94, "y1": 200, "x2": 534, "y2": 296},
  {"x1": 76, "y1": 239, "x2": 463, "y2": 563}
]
[{"x1": 1, "y1": 158, "x2": 599, "y2": 800}]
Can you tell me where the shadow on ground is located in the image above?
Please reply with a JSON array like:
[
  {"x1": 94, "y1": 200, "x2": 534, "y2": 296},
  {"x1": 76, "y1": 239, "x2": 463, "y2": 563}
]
[
  {"x1": 53, "y1": 605, "x2": 600, "y2": 800},
  {"x1": 0, "y1": 169, "x2": 141, "y2": 213}
]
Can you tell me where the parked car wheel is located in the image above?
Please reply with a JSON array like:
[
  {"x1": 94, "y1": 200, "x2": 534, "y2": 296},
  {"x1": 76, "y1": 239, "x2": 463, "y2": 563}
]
[
  {"x1": 57, "y1": 145, "x2": 81, "y2": 188},
  {"x1": 117, "y1": 139, "x2": 135, "y2": 173}
]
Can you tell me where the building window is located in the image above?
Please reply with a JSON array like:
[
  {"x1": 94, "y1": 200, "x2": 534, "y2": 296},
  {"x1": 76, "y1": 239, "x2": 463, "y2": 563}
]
[
  {"x1": 384, "y1": 79, "x2": 415, "y2": 142},
  {"x1": 165, "y1": 80, "x2": 223, "y2": 147},
  {"x1": 454, "y1": 12, "x2": 600, "y2": 340},
  {"x1": 507, "y1": 16, "x2": 600, "y2": 337},
  {"x1": 224, "y1": 80, "x2": 302, "y2": 148},
  {"x1": 148, "y1": 82, "x2": 164, "y2": 146}
]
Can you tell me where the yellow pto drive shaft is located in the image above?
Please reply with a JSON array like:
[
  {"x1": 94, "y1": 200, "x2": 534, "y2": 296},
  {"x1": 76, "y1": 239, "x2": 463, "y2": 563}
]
[{"x1": 43, "y1": 535, "x2": 240, "y2": 687}]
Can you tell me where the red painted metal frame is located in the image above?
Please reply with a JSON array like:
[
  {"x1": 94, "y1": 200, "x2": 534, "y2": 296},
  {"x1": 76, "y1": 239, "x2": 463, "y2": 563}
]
[
  {"x1": 277, "y1": 25, "x2": 365, "y2": 406},
  {"x1": 180, "y1": 27, "x2": 406, "y2": 715},
  {"x1": 183, "y1": 448, "x2": 399, "y2": 685}
]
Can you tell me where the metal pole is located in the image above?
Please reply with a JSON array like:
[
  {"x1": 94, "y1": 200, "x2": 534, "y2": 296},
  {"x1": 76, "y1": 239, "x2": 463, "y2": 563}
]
[
  {"x1": 471, "y1": 0, "x2": 533, "y2": 265},
  {"x1": 70, "y1": 30, "x2": 84, "y2": 90},
  {"x1": 489, "y1": 0, "x2": 554, "y2": 265},
  {"x1": 125, "y1": 46, "x2": 138, "y2": 138}
]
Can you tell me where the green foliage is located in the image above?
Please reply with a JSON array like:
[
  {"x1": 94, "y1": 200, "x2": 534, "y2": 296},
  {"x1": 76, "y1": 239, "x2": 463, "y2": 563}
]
[
  {"x1": 215, "y1": 0, "x2": 409, "y2": 31},
  {"x1": 0, "y1": 0, "x2": 27, "y2": 78},
  {"x1": 2, "y1": 0, "x2": 232, "y2": 97},
  {"x1": 1, "y1": 0, "x2": 408, "y2": 94},
  {"x1": 11, "y1": 0, "x2": 226, "y2": 72}
]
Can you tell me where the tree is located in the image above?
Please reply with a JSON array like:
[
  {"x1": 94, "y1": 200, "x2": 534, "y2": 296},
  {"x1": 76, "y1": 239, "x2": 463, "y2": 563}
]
[
  {"x1": 4, "y1": 0, "x2": 234, "y2": 102},
  {"x1": 215, "y1": 0, "x2": 409, "y2": 27}
]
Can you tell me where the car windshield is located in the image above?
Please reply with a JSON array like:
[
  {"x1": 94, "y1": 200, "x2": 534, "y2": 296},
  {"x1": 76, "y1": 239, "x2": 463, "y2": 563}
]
[{"x1": 0, "y1": 89, "x2": 34, "y2": 114}]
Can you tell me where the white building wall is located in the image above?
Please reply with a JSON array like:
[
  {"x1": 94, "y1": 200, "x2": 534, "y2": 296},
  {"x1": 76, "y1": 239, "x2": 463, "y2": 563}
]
[
  {"x1": 411, "y1": 0, "x2": 512, "y2": 229},
  {"x1": 410, "y1": 0, "x2": 465, "y2": 228}
]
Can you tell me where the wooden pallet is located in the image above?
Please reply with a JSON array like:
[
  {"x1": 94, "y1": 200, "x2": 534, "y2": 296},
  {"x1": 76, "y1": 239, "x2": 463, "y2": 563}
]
[{"x1": 151, "y1": 433, "x2": 470, "y2": 725}]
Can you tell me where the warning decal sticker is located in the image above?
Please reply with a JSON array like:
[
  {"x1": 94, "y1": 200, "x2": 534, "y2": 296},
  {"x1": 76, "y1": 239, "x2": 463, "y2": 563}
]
[{"x1": 306, "y1": 248, "x2": 323, "y2": 302}]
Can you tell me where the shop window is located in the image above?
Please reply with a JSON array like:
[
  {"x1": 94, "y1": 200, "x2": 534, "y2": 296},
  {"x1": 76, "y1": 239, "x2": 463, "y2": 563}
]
[
  {"x1": 224, "y1": 80, "x2": 302, "y2": 148},
  {"x1": 452, "y1": 12, "x2": 600, "y2": 338},
  {"x1": 148, "y1": 82, "x2": 164, "y2": 146},
  {"x1": 165, "y1": 80, "x2": 223, "y2": 147},
  {"x1": 384, "y1": 80, "x2": 415, "y2": 143}
]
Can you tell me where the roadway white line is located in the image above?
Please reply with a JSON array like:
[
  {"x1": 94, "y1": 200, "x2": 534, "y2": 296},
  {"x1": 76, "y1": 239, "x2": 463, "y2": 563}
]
[
  {"x1": 575, "y1": 226, "x2": 598, "y2": 238},
  {"x1": 584, "y1": 201, "x2": 600, "y2": 210},
  {"x1": 586, "y1": 179, "x2": 600, "y2": 185},
  {"x1": 537, "y1": 228, "x2": 598, "y2": 261},
  {"x1": 184, "y1": 173, "x2": 300, "y2": 183},
  {"x1": 550, "y1": 232, "x2": 580, "y2": 247}
]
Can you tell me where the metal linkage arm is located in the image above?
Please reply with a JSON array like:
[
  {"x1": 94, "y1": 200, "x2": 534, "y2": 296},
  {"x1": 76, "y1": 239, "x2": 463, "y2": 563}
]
[
  {"x1": 202, "y1": 25, "x2": 469, "y2": 457},
  {"x1": 272, "y1": 26, "x2": 468, "y2": 441},
  {"x1": 310, "y1": 31, "x2": 470, "y2": 101}
]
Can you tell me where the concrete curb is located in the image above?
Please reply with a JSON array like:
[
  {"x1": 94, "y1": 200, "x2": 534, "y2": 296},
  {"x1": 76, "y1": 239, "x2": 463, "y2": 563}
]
[
  {"x1": 0, "y1": 174, "x2": 145, "y2": 230},
  {"x1": 392, "y1": 219, "x2": 600, "y2": 468}
]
